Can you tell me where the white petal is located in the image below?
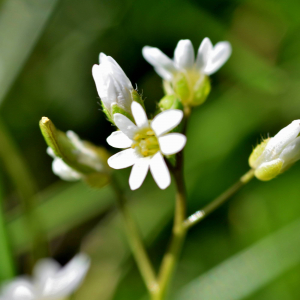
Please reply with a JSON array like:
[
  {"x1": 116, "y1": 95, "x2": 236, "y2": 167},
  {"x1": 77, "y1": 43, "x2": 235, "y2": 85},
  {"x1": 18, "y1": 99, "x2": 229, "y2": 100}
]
[
  {"x1": 142, "y1": 46, "x2": 177, "y2": 77},
  {"x1": 108, "y1": 148, "x2": 139, "y2": 169},
  {"x1": 264, "y1": 120, "x2": 300, "y2": 160},
  {"x1": 279, "y1": 136, "x2": 300, "y2": 169},
  {"x1": 195, "y1": 37, "x2": 213, "y2": 71},
  {"x1": 46, "y1": 147, "x2": 55, "y2": 159},
  {"x1": 40, "y1": 254, "x2": 90, "y2": 298},
  {"x1": 129, "y1": 157, "x2": 150, "y2": 190},
  {"x1": 151, "y1": 109, "x2": 183, "y2": 137},
  {"x1": 158, "y1": 133, "x2": 187, "y2": 155},
  {"x1": 174, "y1": 39, "x2": 195, "y2": 69},
  {"x1": 203, "y1": 41, "x2": 232, "y2": 75},
  {"x1": 34, "y1": 258, "x2": 61, "y2": 290},
  {"x1": 150, "y1": 152, "x2": 171, "y2": 189},
  {"x1": 114, "y1": 113, "x2": 138, "y2": 139},
  {"x1": 131, "y1": 102, "x2": 149, "y2": 129},
  {"x1": 99, "y1": 52, "x2": 107, "y2": 63},
  {"x1": 1, "y1": 279, "x2": 35, "y2": 300},
  {"x1": 107, "y1": 131, "x2": 133, "y2": 148},
  {"x1": 52, "y1": 158, "x2": 82, "y2": 181},
  {"x1": 154, "y1": 67, "x2": 173, "y2": 81}
]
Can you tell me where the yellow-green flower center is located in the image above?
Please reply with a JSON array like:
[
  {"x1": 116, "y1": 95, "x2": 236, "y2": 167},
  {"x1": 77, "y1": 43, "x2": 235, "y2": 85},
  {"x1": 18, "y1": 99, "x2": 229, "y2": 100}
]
[{"x1": 131, "y1": 128, "x2": 160, "y2": 157}]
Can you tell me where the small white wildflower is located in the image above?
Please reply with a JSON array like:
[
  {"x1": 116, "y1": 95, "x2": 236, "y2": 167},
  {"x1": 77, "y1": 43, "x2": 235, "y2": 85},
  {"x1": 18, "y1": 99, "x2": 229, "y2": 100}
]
[
  {"x1": 142, "y1": 38, "x2": 231, "y2": 106},
  {"x1": 92, "y1": 53, "x2": 134, "y2": 119},
  {"x1": 107, "y1": 102, "x2": 186, "y2": 190},
  {"x1": 249, "y1": 120, "x2": 300, "y2": 181},
  {"x1": 142, "y1": 38, "x2": 232, "y2": 80},
  {"x1": 0, "y1": 254, "x2": 90, "y2": 300}
]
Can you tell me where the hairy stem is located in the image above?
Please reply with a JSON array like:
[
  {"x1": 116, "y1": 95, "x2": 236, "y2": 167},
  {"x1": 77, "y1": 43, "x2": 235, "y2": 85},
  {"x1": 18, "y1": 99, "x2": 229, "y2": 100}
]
[
  {"x1": 111, "y1": 177, "x2": 158, "y2": 294},
  {"x1": 184, "y1": 169, "x2": 255, "y2": 229}
]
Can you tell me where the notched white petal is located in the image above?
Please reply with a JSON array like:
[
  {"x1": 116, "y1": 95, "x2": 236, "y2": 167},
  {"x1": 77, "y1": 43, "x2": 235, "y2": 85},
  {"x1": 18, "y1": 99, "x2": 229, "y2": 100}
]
[
  {"x1": 129, "y1": 157, "x2": 150, "y2": 190},
  {"x1": 1, "y1": 279, "x2": 35, "y2": 300},
  {"x1": 159, "y1": 133, "x2": 187, "y2": 155},
  {"x1": 108, "y1": 148, "x2": 139, "y2": 169},
  {"x1": 174, "y1": 39, "x2": 195, "y2": 69},
  {"x1": 203, "y1": 41, "x2": 232, "y2": 75},
  {"x1": 150, "y1": 152, "x2": 171, "y2": 190},
  {"x1": 196, "y1": 37, "x2": 213, "y2": 71},
  {"x1": 151, "y1": 109, "x2": 183, "y2": 137},
  {"x1": 131, "y1": 102, "x2": 148, "y2": 129},
  {"x1": 107, "y1": 131, "x2": 133, "y2": 148},
  {"x1": 114, "y1": 113, "x2": 138, "y2": 139}
]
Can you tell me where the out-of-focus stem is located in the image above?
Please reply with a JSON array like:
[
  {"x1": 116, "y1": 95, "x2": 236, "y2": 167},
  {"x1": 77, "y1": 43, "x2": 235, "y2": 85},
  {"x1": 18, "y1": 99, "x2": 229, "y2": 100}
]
[
  {"x1": 111, "y1": 177, "x2": 158, "y2": 294},
  {"x1": 0, "y1": 118, "x2": 47, "y2": 269},
  {"x1": 0, "y1": 176, "x2": 15, "y2": 280},
  {"x1": 184, "y1": 169, "x2": 255, "y2": 229}
]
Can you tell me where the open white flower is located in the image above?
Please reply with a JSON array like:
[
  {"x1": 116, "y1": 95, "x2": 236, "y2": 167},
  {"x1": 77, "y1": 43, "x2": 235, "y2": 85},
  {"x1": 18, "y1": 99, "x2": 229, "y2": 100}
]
[
  {"x1": 0, "y1": 254, "x2": 90, "y2": 300},
  {"x1": 142, "y1": 38, "x2": 231, "y2": 106},
  {"x1": 249, "y1": 120, "x2": 300, "y2": 181},
  {"x1": 142, "y1": 38, "x2": 232, "y2": 80},
  {"x1": 92, "y1": 53, "x2": 134, "y2": 119},
  {"x1": 107, "y1": 102, "x2": 186, "y2": 190}
]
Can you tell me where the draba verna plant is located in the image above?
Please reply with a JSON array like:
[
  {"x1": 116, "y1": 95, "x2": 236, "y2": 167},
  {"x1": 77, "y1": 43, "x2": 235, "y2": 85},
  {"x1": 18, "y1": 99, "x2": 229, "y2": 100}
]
[{"x1": 0, "y1": 36, "x2": 292, "y2": 300}]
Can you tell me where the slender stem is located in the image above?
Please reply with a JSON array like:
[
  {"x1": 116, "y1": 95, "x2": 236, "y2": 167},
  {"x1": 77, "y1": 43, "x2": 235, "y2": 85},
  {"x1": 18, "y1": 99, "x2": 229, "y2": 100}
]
[
  {"x1": 153, "y1": 151, "x2": 187, "y2": 300},
  {"x1": 184, "y1": 169, "x2": 255, "y2": 229},
  {"x1": 0, "y1": 118, "x2": 47, "y2": 269},
  {"x1": 111, "y1": 176, "x2": 158, "y2": 294},
  {"x1": 0, "y1": 175, "x2": 15, "y2": 280}
]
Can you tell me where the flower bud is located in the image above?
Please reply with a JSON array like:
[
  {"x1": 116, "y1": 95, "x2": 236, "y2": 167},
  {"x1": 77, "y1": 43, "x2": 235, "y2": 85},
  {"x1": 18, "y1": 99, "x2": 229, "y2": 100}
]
[
  {"x1": 158, "y1": 95, "x2": 183, "y2": 111},
  {"x1": 249, "y1": 120, "x2": 300, "y2": 181},
  {"x1": 92, "y1": 53, "x2": 138, "y2": 123},
  {"x1": 40, "y1": 117, "x2": 110, "y2": 188}
]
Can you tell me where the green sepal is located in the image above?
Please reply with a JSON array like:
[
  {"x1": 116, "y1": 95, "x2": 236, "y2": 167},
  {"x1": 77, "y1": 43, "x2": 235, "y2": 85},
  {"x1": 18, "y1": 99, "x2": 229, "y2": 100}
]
[
  {"x1": 174, "y1": 73, "x2": 190, "y2": 104},
  {"x1": 158, "y1": 95, "x2": 184, "y2": 111},
  {"x1": 39, "y1": 117, "x2": 110, "y2": 176},
  {"x1": 83, "y1": 173, "x2": 111, "y2": 189},
  {"x1": 102, "y1": 103, "x2": 114, "y2": 125},
  {"x1": 131, "y1": 90, "x2": 145, "y2": 110},
  {"x1": 191, "y1": 75, "x2": 211, "y2": 106},
  {"x1": 111, "y1": 104, "x2": 135, "y2": 123}
]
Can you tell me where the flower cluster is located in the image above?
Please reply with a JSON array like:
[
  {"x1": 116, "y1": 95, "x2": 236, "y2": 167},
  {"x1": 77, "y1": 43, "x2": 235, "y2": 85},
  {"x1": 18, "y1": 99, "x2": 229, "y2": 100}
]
[{"x1": 0, "y1": 254, "x2": 90, "y2": 300}]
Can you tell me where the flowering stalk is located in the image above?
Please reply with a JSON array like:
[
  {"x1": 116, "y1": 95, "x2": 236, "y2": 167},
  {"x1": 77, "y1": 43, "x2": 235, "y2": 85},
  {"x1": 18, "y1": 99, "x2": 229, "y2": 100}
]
[
  {"x1": 110, "y1": 176, "x2": 158, "y2": 293},
  {"x1": 0, "y1": 118, "x2": 47, "y2": 269},
  {"x1": 184, "y1": 169, "x2": 255, "y2": 229}
]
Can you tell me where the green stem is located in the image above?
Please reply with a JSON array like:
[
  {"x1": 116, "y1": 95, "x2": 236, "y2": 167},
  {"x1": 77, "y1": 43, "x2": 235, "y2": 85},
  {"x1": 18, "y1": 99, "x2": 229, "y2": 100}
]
[
  {"x1": 111, "y1": 177, "x2": 158, "y2": 294},
  {"x1": 0, "y1": 118, "x2": 47, "y2": 269},
  {"x1": 0, "y1": 175, "x2": 15, "y2": 280},
  {"x1": 184, "y1": 169, "x2": 255, "y2": 229},
  {"x1": 153, "y1": 151, "x2": 187, "y2": 300}
]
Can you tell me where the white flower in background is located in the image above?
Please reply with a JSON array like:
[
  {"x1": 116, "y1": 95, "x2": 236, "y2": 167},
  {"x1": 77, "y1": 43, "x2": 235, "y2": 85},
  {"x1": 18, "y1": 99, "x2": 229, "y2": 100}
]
[
  {"x1": 47, "y1": 147, "x2": 82, "y2": 181},
  {"x1": 92, "y1": 53, "x2": 134, "y2": 119},
  {"x1": 142, "y1": 38, "x2": 231, "y2": 105},
  {"x1": 107, "y1": 102, "x2": 186, "y2": 190},
  {"x1": 47, "y1": 131, "x2": 105, "y2": 181},
  {"x1": 0, "y1": 254, "x2": 90, "y2": 300},
  {"x1": 249, "y1": 120, "x2": 300, "y2": 181}
]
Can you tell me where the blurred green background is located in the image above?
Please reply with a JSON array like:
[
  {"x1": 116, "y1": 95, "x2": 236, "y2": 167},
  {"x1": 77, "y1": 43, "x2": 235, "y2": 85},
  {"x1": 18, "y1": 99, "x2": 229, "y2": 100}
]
[{"x1": 1, "y1": 0, "x2": 300, "y2": 299}]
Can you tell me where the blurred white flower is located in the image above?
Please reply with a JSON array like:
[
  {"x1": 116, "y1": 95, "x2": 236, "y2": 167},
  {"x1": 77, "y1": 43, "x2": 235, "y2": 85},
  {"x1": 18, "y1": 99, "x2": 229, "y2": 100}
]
[
  {"x1": 249, "y1": 120, "x2": 300, "y2": 181},
  {"x1": 142, "y1": 38, "x2": 231, "y2": 106},
  {"x1": 0, "y1": 254, "x2": 90, "y2": 300},
  {"x1": 107, "y1": 102, "x2": 186, "y2": 190},
  {"x1": 47, "y1": 147, "x2": 82, "y2": 181},
  {"x1": 92, "y1": 53, "x2": 134, "y2": 119},
  {"x1": 142, "y1": 38, "x2": 232, "y2": 80}
]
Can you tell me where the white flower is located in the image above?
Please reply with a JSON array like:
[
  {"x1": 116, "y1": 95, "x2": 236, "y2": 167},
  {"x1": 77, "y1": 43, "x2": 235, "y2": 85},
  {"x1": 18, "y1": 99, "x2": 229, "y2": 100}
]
[
  {"x1": 0, "y1": 254, "x2": 90, "y2": 300},
  {"x1": 92, "y1": 53, "x2": 134, "y2": 117},
  {"x1": 107, "y1": 102, "x2": 187, "y2": 190},
  {"x1": 47, "y1": 147, "x2": 82, "y2": 181},
  {"x1": 142, "y1": 38, "x2": 232, "y2": 80},
  {"x1": 249, "y1": 120, "x2": 300, "y2": 181},
  {"x1": 47, "y1": 131, "x2": 105, "y2": 181}
]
